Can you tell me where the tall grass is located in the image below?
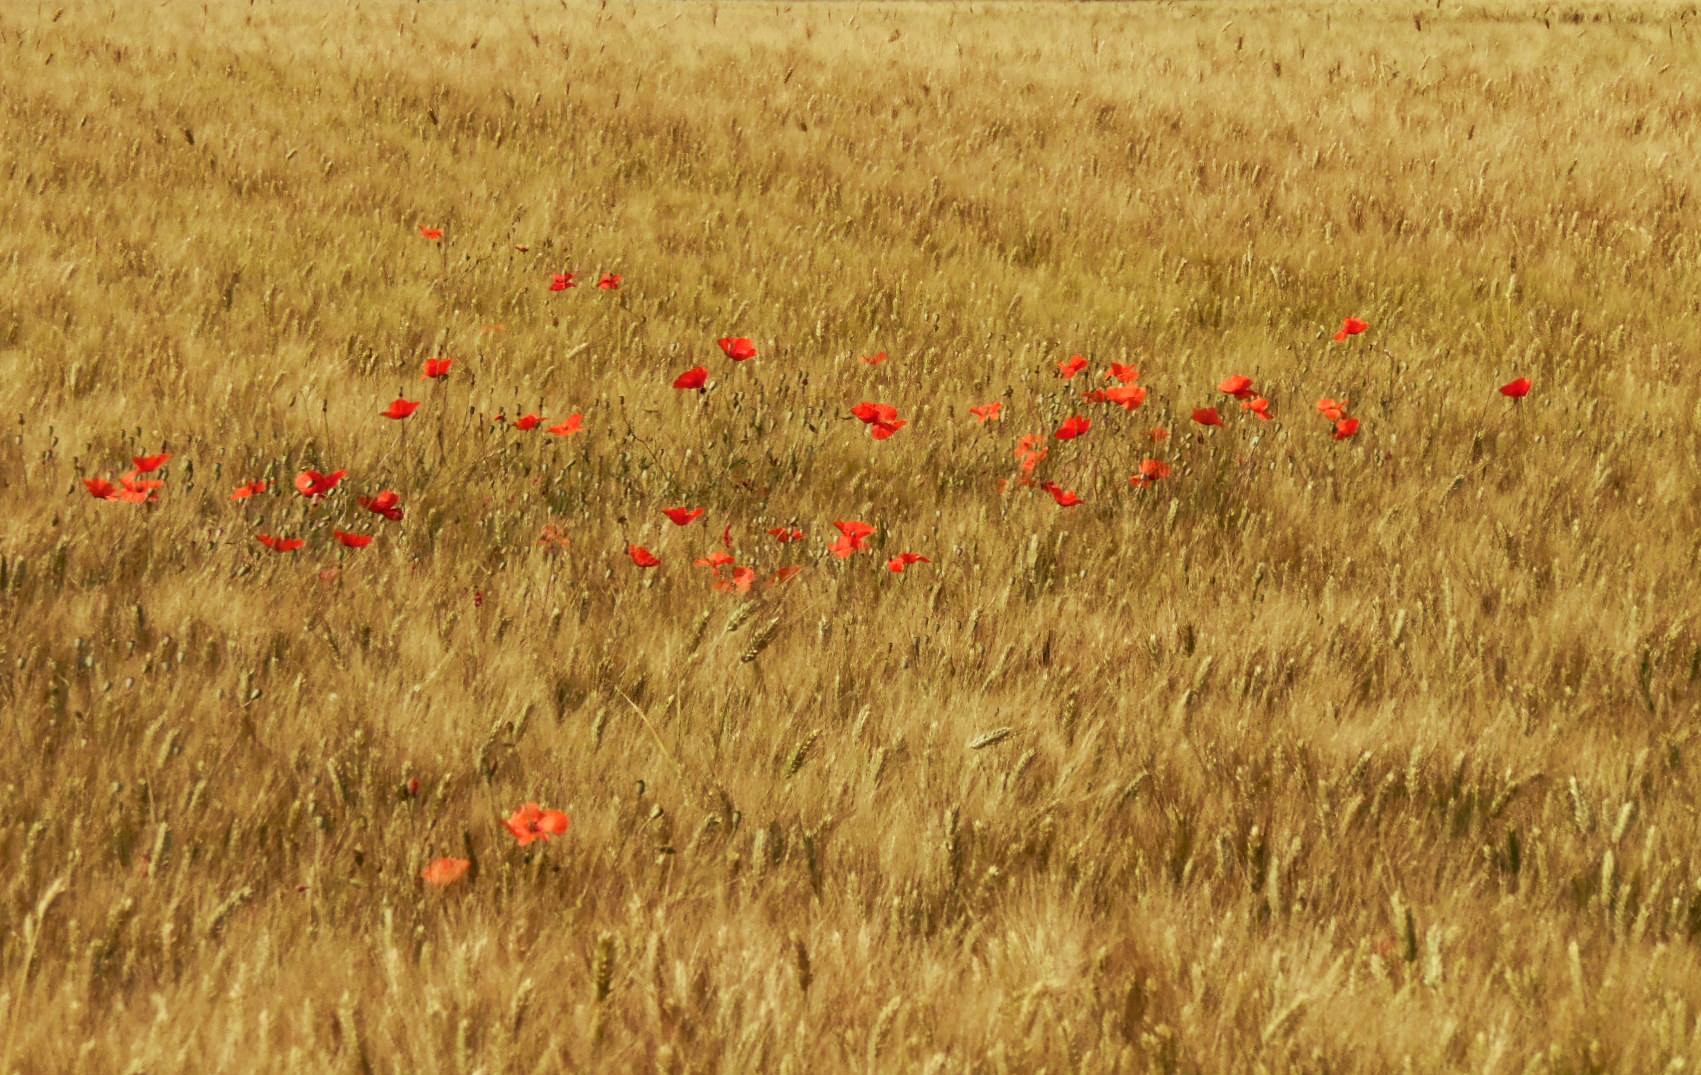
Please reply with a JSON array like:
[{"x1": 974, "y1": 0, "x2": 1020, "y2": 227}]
[{"x1": 3, "y1": 0, "x2": 1701, "y2": 1070}]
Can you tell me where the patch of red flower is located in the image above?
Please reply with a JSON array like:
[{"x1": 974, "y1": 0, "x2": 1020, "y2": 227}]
[
  {"x1": 1333, "y1": 418, "x2": 1361, "y2": 440},
  {"x1": 1191, "y1": 408, "x2": 1223, "y2": 427},
  {"x1": 1218, "y1": 375, "x2": 1256, "y2": 400},
  {"x1": 768, "y1": 527, "x2": 806, "y2": 543},
  {"x1": 1242, "y1": 397, "x2": 1273, "y2": 420},
  {"x1": 1131, "y1": 459, "x2": 1172, "y2": 489},
  {"x1": 334, "y1": 531, "x2": 373, "y2": 549},
  {"x1": 1014, "y1": 433, "x2": 1048, "y2": 473},
  {"x1": 421, "y1": 857, "x2": 470, "y2": 887},
  {"x1": 513, "y1": 414, "x2": 543, "y2": 431},
  {"x1": 547, "y1": 414, "x2": 585, "y2": 436},
  {"x1": 628, "y1": 545, "x2": 661, "y2": 568},
  {"x1": 674, "y1": 367, "x2": 709, "y2": 390},
  {"x1": 422, "y1": 358, "x2": 453, "y2": 379},
  {"x1": 419, "y1": 227, "x2": 443, "y2": 241},
  {"x1": 360, "y1": 491, "x2": 404, "y2": 521},
  {"x1": 230, "y1": 480, "x2": 268, "y2": 501},
  {"x1": 1041, "y1": 482, "x2": 1082, "y2": 506},
  {"x1": 503, "y1": 803, "x2": 569, "y2": 847},
  {"x1": 1057, "y1": 355, "x2": 1088, "y2": 379},
  {"x1": 1333, "y1": 317, "x2": 1369, "y2": 342},
  {"x1": 828, "y1": 520, "x2": 875, "y2": 558},
  {"x1": 84, "y1": 478, "x2": 118, "y2": 501},
  {"x1": 851, "y1": 402, "x2": 907, "y2": 440},
  {"x1": 1500, "y1": 377, "x2": 1532, "y2": 399},
  {"x1": 969, "y1": 402, "x2": 1003, "y2": 423},
  {"x1": 888, "y1": 552, "x2": 930, "y2": 573},
  {"x1": 1055, "y1": 415, "x2": 1090, "y2": 440},
  {"x1": 550, "y1": 273, "x2": 576, "y2": 291},
  {"x1": 295, "y1": 469, "x2": 347, "y2": 499},
  {"x1": 382, "y1": 399, "x2": 420, "y2": 420},
  {"x1": 1316, "y1": 398, "x2": 1350, "y2": 422},
  {"x1": 860, "y1": 352, "x2": 888, "y2": 366},
  {"x1": 1104, "y1": 363, "x2": 1141, "y2": 385},
  {"x1": 719, "y1": 337, "x2": 757, "y2": 362},
  {"x1": 132, "y1": 453, "x2": 171, "y2": 474},
  {"x1": 596, "y1": 273, "x2": 621, "y2": 290},
  {"x1": 663, "y1": 507, "x2": 705, "y2": 526},
  {"x1": 258, "y1": 534, "x2": 305, "y2": 553},
  {"x1": 1085, "y1": 384, "x2": 1148, "y2": 411}
]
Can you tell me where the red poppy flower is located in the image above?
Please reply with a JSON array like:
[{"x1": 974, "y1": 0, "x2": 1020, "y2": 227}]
[
  {"x1": 421, "y1": 857, "x2": 470, "y2": 887},
  {"x1": 1499, "y1": 377, "x2": 1532, "y2": 399},
  {"x1": 547, "y1": 414, "x2": 584, "y2": 436},
  {"x1": 718, "y1": 337, "x2": 757, "y2": 361},
  {"x1": 1014, "y1": 433, "x2": 1048, "y2": 473},
  {"x1": 550, "y1": 273, "x2": 576, "y2": 291},
  {"x1": 1041, "y1": 482, "x2": 1082, "y2": 506},
  {"x1": 359, "y1": 491, "x2": 403, "y2": 521},
  {"x1": 230, "y1": 480, "x2": 268, "y2": 501},
  {"x1": 294, "y1": 469, "x2": 347, "y2": 499},
  {"x1": 1332, "y1": 317, "x2": 1370, "y2": 342},
  {"x1": 663, "y1": 507, "x2": 705, "y2": 526},
  {"x1": 382, "y1": 399, "x2": 420, "y2": 420},
  {"x1": 1218, "y1": 375, "x2": 1256, "y2": 400},
  {"x1": 852, "y1": 402, "x2": 907, "y2": 440},
  {"x1": 513, "y1": 414, "x2": 542, "y2": 431},
  {"x1": 596, "y1": 273, "x2": 621, "y2": 290},
  {"x1": 419, "y1": 227, "x2": 443, "y2": 241},
  {"x1": 674, "y1": 366, "x2": 709, "y2": 390},
  {"x1": 258, "y1": 534, "x2": 305, "y2": 552},
  {"x1": 713, "y1": 566, "x2": 759, "y2": 594},
  {"x1": 1105, "y1": 363, "x2": 1141, "y2": 385},
  {"x1": 969, "y1": 402, "x2": 1003, "y2": 423},
  {"x1": 132, "y1": 453, "x2": 172, "y2": 474},
  {"x1": 829, "y1": 520, "x2": 876, "y2": 559},
  {"x1": 422, "y1": 358, "x2": 453, "y2": 379},
  {"x1": 1333, "y1": 418, "x2": 1361, "y2": 440},
  {"x1": 1316, "y1": 398, "x2": 1350, "y2": 422},
  {"x1": 1057, "y1": 355, "x2": 1088, "y2": 379},
  {"x1": 1191, "y1": 408, "x2": 1223, "y2": 427},
  {"x1": 1055, "y1": 415, "x2": 1090, "y2": 440},
  {"x1": 1130, "y1": 459, "x2": 1172, "y2": 488},
  {"x1": 84, "y1": 478, "x2": 119, "y2": 501},
  {"x1": 694, "y1": 551, "x2": 736, "y2": 569},
  {"x1": 1242, "y1": 397, "x2": 1273, "y2": 420},
  {"x1": 859, "y1": 352, "x2": 888, "y2": 366},
  {"x1": 628, "y1": 544, "x2": 661, "y2": 568},
  {"x1": 887, "y1": 552, "x2": 930, "y2": 573},
  {"x1": 1149, "y1": 428, "x2": 1170, "y2": 442},
  {"x1": 1088, "y1": 384, "x2": 1148, "y2": 411},
  {"x1": 502, "y1": 803, "x2": 570, "y2": 846},
  {"x1": 768, "y1": 527, "x2": 806, "y2": 543},
  {"x1": 334, "y1": 531, "x2": 373, "y2": 549}
]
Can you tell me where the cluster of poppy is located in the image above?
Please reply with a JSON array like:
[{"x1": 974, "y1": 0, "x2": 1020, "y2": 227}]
[
  {"x1": 83, "y1": 453, "x2": 171, "y2": 503},
  {"x1": 80, "y1": 258, "x2": 1543, "y2": 887},
  {"x1": 420, "y1": 801, "x2": 571, "y2": 888}
]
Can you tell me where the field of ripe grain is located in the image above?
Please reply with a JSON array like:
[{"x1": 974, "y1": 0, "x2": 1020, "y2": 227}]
[{"x1": 4, "y1": 1, "x2": 1701, "y2": 1070}]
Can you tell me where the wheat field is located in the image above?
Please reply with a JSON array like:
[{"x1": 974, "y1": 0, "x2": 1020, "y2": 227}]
[{"x1": 3, "y1": 0, "x2": 1701, "y2": 1070}]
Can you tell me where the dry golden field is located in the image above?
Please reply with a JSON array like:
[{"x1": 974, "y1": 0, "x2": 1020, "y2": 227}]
[{"x1": 4, "y1": 0, "x2": 1701, "y2": 1070}]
